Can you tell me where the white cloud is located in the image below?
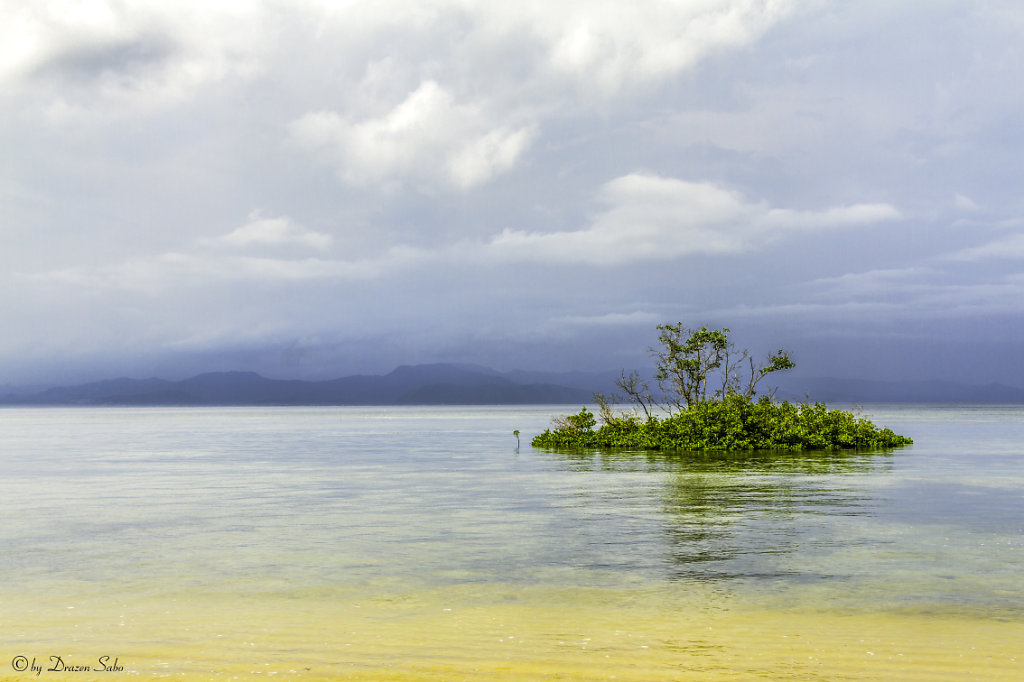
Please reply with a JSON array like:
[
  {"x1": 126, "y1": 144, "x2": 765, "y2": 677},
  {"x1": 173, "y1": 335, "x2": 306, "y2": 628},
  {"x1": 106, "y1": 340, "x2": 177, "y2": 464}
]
[
  {"x1": 758, "y1": 203, "x2": 902, "y2": 230},
  {"x1": 206, "y1": 212, "x2": 332, "y2": 251},
  {"x1": 282, "y1": 1, "x2": 799, "y2": 189},
  {"x1": 447, "y1": 126, "x2": 535, "y2": 190},
  {"x1": 485, "y1": 173, "x2": 901, "y2": 265},
  {"x1": 2, "y1": 0, "x2": 799, "y2": 107},
  {"x1": 289, "y1": 80, "x2": 535, "y2": 189},
  {"x1": 955, "y1": 193, "x2": 980, "y2": 211},
  {"x1": 529, "y1": 0, "x2": 798, "y2": 95}
]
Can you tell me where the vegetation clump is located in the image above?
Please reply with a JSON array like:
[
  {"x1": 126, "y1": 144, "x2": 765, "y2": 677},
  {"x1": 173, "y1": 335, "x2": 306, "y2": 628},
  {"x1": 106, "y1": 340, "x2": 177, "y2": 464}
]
[{"x1": 532, "y1": 323, "x2": 912, "y2": 451}]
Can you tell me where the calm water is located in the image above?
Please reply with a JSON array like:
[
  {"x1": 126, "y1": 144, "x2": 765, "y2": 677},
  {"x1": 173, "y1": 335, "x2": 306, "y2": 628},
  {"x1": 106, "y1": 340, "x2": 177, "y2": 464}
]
[{"x1": 0, "y1": 405, "x2": 1021, "y2": 680}]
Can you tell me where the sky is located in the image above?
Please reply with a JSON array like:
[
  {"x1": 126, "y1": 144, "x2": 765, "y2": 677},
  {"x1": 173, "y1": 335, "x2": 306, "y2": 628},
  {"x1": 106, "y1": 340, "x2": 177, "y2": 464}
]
[{"x1": 2, "y1": 0, "x2": 1024, "y2": 387}]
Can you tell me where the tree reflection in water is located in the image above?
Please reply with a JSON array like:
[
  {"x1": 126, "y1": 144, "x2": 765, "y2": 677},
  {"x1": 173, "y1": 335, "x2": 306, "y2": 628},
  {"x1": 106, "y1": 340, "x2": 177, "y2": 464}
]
[{"x1": 541, "y1": 448, "x2": 897, "y2": 585}]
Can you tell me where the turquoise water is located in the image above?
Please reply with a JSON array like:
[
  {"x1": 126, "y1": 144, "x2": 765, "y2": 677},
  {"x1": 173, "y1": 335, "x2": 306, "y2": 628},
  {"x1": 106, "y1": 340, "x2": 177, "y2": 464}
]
[{"x1": 0, "y1": 405, "x2": 1022, "y2": 679}]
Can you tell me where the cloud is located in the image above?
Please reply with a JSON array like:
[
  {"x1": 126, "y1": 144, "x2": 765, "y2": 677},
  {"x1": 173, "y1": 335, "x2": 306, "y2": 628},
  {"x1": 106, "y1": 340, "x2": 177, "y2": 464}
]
[
  {"x1": 485, "y1": 173, "x2": 901, "y2": 265},
  {"x1": 945, "y1": 232, "x2": 1024, "y2": 262},
  {"x1": 758, "y1": 203, "x2": 902, "y2": 230},
  {"x1": 560, "y1": 310, "x2": 661, "y2": 326},
  {"x1": 955, "y1": 193, "x2": 980, "y2": 211},
  {"x1": 27, "y1": 247, "x2": 432, "y2": 294},
  {"x1": 26, "y1": 207, "x2": 431, "y2": 295},
  {"x1": 1, "y1": 0, "x2": 266, "y2": 116},
  {"x1": 806, "y1": 267, "x2": 938, "y2": 299},
  {"x1": 282, "y1": 1, "x2": 799, "y2": 189},
  {"x1": 289, "y1": 80, "x2": 535, "y2": 189},
  {"x1": 528, "y1": 0, "x2": 798, "y2": 95},
  {"x1": 8, "y1": 1, "x2": 1024, "y2": 387},
  {"x1": 205, "y1": 212, "x2": 332, "y2": 251},
  {"x1": 25, "y1": 169, "x2": 903, "y2": 293},
  {"x1": 790, "y1": 258, "x2": 1024, "y2": 321},
  {"x1": 3, "y1": 0, "x2": 800, "y2": 108}
]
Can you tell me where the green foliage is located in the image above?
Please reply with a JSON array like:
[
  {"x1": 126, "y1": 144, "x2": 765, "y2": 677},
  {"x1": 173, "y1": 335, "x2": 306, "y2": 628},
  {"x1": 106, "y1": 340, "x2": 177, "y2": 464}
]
[
  {"x1": 534, "y1": 322, "x2": 912, "y2": 452},
  {"x1": 652, "y1": 323, "x2": 731, "y2": 408},
  {"x1": 550, "y1": 406, "x2": 597, "y2": 434},
  {"x1": 622, "y1": 322, "x2": 795, "y2": 413},
  {"x1": 532, "y1": 394, "x2": 912, "y2": 452}
]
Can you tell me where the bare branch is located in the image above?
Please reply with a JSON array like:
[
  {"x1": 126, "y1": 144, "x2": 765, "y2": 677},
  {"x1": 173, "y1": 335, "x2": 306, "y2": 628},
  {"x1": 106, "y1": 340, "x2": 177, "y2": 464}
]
[{"x1": 614, "y1": 369, "x2": 654, "y2": 420}]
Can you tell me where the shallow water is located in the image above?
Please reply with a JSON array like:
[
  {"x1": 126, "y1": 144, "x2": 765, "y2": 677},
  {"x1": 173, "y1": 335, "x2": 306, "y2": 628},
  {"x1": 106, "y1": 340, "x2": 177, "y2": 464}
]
[{"x1": 0, "y1": 405, "x2": 1021, "y2": 679}]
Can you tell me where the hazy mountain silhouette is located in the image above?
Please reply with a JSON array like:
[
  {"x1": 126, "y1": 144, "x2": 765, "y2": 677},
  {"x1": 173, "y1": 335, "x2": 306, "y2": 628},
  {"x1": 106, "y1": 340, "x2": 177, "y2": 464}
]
[
  {"x1": 0, "y1": 364, "x2": 595, "y2": 406},
  {"x1": 2, "y1": 364, "x2": 1023, "y2": 406}
]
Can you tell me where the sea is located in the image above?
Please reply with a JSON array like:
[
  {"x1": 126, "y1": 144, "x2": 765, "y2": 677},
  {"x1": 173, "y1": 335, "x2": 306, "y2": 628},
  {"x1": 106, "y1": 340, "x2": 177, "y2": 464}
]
[{"x1": 0, "y1": 404, "x2": 1021, "y2": 680}]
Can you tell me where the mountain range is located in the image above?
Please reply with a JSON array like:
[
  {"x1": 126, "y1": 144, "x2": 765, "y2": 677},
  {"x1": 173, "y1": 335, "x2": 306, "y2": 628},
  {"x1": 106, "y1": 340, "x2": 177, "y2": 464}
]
[
  {"x1": 2, "y1": 364, "x2": 1023, "y2": 406},
  {"x1": 0, "y1": 364, "x2": 601, "y2": 406}
]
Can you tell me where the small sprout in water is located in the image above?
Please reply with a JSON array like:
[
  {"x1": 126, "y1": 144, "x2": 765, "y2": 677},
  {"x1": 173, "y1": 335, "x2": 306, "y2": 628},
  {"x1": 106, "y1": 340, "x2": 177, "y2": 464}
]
[{"x1": 513, "y1": 430, "x2": 520, "y2": 447}]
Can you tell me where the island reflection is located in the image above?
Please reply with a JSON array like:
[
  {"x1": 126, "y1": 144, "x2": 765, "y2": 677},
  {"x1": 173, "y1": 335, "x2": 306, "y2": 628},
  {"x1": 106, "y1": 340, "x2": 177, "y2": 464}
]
[{"x1": 538, "y1": 448, "x2": 895, "y2": 585}]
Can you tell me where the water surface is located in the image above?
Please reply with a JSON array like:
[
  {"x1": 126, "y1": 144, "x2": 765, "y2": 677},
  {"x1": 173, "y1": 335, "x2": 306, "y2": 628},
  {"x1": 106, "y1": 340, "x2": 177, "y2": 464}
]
[{"x1": 1, "y1": 405, "x2": 1021, "y2": 679}]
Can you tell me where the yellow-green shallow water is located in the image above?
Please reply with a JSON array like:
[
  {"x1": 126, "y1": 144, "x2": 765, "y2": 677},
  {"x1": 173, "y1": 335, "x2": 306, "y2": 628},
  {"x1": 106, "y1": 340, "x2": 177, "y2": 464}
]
[
  {"x1": 2, "y1": 405, "x2": 1023, "y2": 680},
  {"x1": 4, "y1": 584, "x2": 1021, "y2": 680}
]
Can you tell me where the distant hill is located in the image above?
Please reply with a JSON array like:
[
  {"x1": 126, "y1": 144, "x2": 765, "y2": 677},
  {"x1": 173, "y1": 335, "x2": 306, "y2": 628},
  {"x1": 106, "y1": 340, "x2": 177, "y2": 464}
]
[
  {"x1": 2, "y1": 365, "x2": 1022, "y2": 407},
  {"x1": 0, "y1": 364, "x2": 598, "y2": 406}
]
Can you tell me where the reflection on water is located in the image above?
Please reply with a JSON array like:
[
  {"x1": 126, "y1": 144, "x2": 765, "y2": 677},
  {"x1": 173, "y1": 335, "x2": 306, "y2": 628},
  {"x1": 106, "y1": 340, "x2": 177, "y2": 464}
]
[
  {"x1": 537, "y1": 427, "x2": 1024, "y2": 621},
  {"x1": 550, "y1": 447, "x2": 894, "y2": 475},
  {"x1": 541, "y1": 448, "x2": 894, "y2": 585}
]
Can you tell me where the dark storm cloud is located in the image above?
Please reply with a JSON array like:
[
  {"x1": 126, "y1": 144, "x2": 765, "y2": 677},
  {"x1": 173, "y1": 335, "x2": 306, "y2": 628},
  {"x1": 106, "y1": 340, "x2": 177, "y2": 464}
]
[{"x1": 33, "y1": 34, "x2": 177, "y2": 82}]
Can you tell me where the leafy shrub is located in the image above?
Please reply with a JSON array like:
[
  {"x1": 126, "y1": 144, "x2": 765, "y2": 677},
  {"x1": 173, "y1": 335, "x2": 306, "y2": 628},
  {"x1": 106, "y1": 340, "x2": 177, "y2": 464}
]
[{"x1": 532, "y1": 394, "x2": 912, "y2": 451}]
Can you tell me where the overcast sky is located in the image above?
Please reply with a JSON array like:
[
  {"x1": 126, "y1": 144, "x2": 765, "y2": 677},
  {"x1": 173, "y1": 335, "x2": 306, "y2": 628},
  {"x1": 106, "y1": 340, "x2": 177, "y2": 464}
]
[{"x1": 3, "y1": 0, "x2": 1023, "y2": 386}]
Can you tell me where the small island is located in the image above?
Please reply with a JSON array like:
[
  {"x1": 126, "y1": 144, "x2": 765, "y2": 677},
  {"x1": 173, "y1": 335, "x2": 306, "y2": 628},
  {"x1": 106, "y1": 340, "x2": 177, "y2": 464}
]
[{"x1": 533, "y1": 323, "x2": 912, "y2": 451}]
